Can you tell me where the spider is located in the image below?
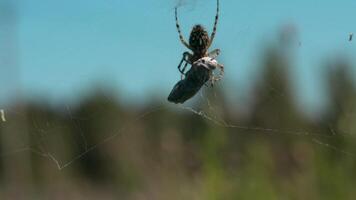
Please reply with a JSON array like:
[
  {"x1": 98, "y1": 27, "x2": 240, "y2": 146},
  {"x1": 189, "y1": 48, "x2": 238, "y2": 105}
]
[
  {"x1": 175, "y1": 0, "x2": 223, "y2": 81},
  {"x1": 168, "y1": 0, "x2": 224, "y2": 104}
]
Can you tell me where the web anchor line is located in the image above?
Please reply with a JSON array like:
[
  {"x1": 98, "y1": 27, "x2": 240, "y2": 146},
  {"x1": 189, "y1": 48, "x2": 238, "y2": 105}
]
[
  {"x1": 180, "y1": 105, "x2": 356, "y2": 158},
  {"x1": 1, "y1": 101, "x2": 355, "y2": 170},
  {"x1": 0, "y1": 105, "x2": 167, "y2": 170}
]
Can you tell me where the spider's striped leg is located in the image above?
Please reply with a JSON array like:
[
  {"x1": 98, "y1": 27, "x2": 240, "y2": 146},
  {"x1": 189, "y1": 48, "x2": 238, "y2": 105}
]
[
  {"x1": 175, "y1": 7, "x2": 192, "y2": 50},
  {"x1": 208, "y1": 49, "x2": 221, "y2": 59},
  {"x1": 208, "y1": 0, "x2": 219, "y2": 48}
]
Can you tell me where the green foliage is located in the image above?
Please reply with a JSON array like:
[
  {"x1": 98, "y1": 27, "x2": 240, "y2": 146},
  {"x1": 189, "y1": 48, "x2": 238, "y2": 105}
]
[{"x1": 1, "y1": 46, "x2": 356, "y2": 199}]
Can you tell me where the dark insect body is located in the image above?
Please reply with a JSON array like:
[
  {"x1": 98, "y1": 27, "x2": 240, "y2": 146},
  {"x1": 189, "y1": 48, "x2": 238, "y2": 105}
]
[
  {"x1": 168, "y1": 0, "x2": 224, "y2": 104},
  {"x1": 168, "y1": 57, "x2": 223, "y2": 103}
]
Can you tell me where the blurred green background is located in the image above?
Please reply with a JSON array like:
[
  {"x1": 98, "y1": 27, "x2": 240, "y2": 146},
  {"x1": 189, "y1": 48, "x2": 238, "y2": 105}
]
[
  {"x1": 1, "y1": 0, "x2": 356, "y2": 199},
  {"x1": 1, "y1": 44, "x2": 356, "y2": 199}
]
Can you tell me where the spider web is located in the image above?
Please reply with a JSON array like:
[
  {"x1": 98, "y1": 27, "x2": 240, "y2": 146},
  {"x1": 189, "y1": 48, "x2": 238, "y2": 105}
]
[
  {"x1": 1, "y1": 83, "x2": 355, "y2": 171},
  {"x1": 0, "y1": 103, "x2": 167, "y2": 170},
  {"x1": 0, "y1": 0, "x2": 355, "y2": 172},
  {"x1": 186, "y1": 91, "x2": 356, "y2": 158}
]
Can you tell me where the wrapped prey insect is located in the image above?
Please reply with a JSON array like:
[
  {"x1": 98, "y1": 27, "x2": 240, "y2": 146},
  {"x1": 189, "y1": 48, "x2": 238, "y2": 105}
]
[{"x1": 168, "y1": 56, "x2": 224, "y2": 104}]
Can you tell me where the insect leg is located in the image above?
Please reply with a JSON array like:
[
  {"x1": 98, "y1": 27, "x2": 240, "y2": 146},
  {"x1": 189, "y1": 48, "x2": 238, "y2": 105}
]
[
  {"x1": 177, "y1": 57, "x2": 185, "y2": 74},
  {"x1": 213, "y1": 63, "x2": 224, "y2": 82},
  {"x1": 208, "y1": 63, "x2": 224, "y2": 87},
  {"x1": 178, "y1": 52, "x2": 192, "y2": 75},
  {"x1": 180, "y1": 62, "x2": 189, "y2": 79}
]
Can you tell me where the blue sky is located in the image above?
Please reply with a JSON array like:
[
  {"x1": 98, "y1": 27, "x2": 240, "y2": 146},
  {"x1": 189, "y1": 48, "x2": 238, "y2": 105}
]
[{"x1": 1, "y1": 0, "x2": 356, "y2": 112}]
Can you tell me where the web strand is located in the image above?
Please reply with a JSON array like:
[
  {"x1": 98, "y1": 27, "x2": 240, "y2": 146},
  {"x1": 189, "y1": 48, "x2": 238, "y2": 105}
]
[
  {"x1": 1, "y1": 95, "x2": 355, "y2": 170},
  {"x1": 179, "y1": 104, "x2": 356, "y2": 158},
  {"x1": 0, "y1": 104, "x2": 167, "y2": 170}
]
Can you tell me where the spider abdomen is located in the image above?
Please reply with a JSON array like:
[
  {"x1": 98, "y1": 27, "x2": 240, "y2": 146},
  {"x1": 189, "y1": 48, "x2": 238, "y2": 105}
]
[{"x1": 189, "y1": 25, "x2": 210, "y2": 55}]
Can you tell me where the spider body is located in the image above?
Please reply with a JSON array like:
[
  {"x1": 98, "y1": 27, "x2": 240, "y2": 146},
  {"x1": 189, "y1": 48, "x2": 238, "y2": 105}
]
[
  {"x1": 174, "y1": 0, "x2": 222, "y2": 79},
  {"x1": 189, "y1": 25, "x2": 210, "y2": 57}
]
